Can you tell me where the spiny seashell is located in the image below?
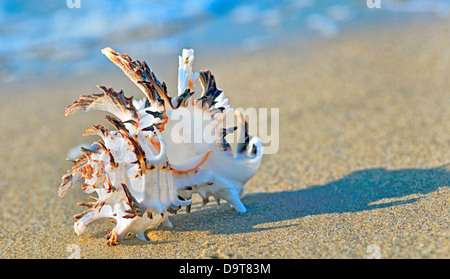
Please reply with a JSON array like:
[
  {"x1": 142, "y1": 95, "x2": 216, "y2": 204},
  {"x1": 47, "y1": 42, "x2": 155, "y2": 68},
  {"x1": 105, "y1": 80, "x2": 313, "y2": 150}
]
[{"x1": 59, "y1": 47, "x2": 263, "y2": 245}]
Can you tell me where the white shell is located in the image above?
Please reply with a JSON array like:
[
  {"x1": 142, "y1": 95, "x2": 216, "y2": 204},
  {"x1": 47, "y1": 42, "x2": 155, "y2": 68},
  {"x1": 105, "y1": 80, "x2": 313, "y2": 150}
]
[{"x1": 59, "y1": 48, "x2": 263, "y2": 245}]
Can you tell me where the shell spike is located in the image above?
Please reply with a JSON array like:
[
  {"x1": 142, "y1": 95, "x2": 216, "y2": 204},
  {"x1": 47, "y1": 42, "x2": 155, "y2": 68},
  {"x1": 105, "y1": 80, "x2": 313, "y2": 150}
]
[
  {"x1": 178, "y1": 48, "x2": 198, "y2": 96},
  {"x1": 101, "y1": 47, "x2": 170, "y2": 106},
  {"x1": 222, "y1": 190, "x2": 247, "y2": 213}
]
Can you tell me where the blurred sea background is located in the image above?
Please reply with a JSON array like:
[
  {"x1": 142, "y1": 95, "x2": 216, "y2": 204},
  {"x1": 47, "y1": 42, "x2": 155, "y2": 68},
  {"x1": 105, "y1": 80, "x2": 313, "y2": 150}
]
[{"x1": 0, "y1": 0, "x2": 449, "y2": 83}]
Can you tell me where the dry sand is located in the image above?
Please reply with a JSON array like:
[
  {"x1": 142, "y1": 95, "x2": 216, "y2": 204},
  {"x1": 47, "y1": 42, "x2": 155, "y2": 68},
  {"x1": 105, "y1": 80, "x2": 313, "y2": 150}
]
[{"x1": 0, "y1": 18, "x2": 449, "y2": 259}]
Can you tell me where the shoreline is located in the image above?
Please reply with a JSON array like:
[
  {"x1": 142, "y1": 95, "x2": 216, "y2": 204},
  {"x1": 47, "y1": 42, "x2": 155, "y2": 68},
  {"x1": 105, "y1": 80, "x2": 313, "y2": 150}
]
[{"x1": 0, "y1": 13, "x2": 446, "y2": 87}]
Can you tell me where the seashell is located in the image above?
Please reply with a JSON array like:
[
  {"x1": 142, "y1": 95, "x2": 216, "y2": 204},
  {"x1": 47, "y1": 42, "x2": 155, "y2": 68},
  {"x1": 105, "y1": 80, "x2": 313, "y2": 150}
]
[{"x1": 58, "y1": 47, "x2": 263, "y2": 245}]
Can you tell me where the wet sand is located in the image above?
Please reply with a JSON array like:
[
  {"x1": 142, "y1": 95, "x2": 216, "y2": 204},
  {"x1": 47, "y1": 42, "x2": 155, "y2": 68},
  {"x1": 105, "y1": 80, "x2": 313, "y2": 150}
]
[{"x1": 0, "y1": 18, "x2": 448, "y2": 259}]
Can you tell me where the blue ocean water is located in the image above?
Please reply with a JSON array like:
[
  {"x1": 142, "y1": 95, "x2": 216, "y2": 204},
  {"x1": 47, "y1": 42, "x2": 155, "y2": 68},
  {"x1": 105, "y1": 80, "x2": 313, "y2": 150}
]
[{"x1": 0, "y1": 0, "x2": 448, "y2": 82}]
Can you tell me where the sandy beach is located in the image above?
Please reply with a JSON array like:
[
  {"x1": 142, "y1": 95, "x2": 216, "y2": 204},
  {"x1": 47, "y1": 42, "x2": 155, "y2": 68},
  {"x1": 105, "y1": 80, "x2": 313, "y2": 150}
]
[{"x1": 0, "y1": 17, "x2": 449, "y2": 259}]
